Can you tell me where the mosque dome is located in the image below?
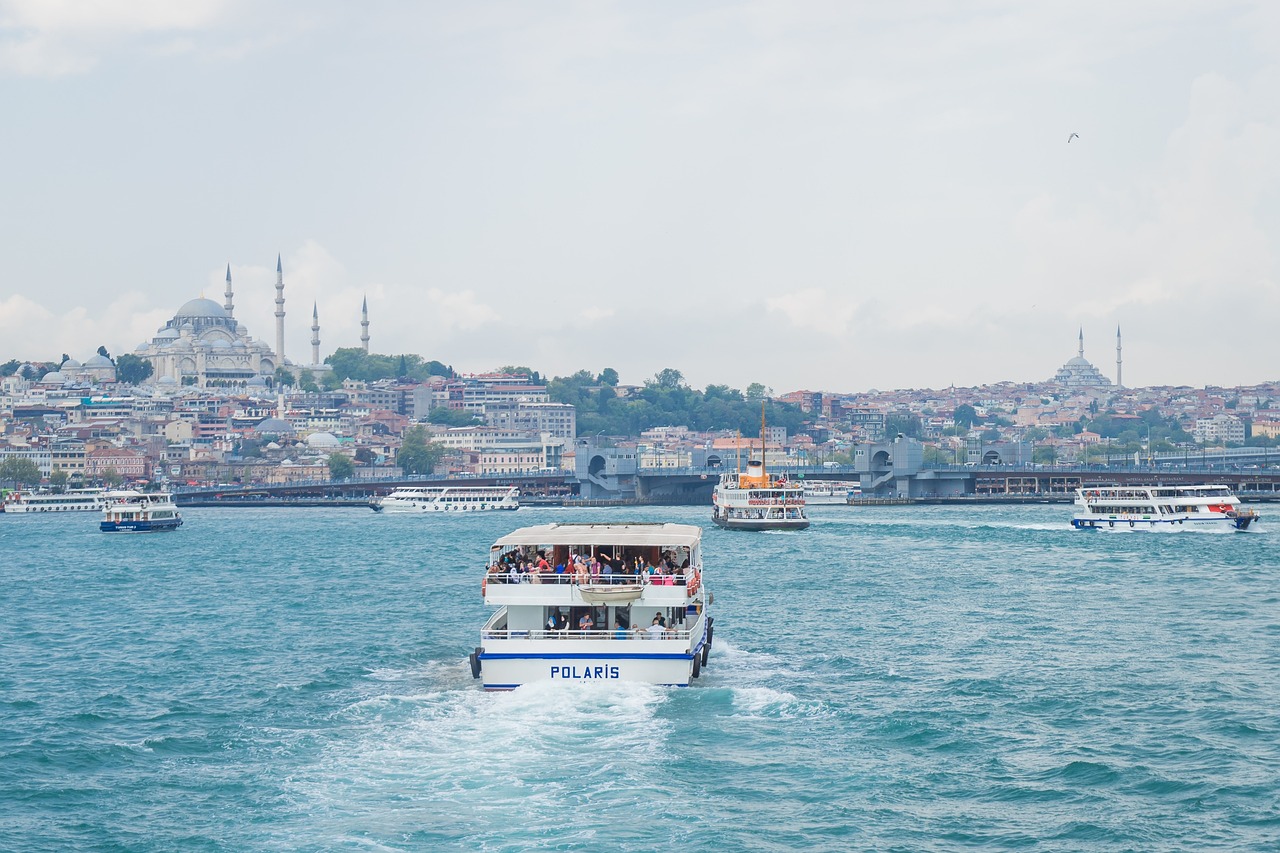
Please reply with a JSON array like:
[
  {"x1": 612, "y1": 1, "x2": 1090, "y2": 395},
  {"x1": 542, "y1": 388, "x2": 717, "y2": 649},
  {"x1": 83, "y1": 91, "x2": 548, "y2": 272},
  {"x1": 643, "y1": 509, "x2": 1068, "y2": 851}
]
[
  {"x1": 41, "y1": 371, "x2": 67, "y2": 383},
  {"x1": 156, "y1": 328, "x2": 179, "y2": 340},
  {"x1": 256, "y1": 417, "x2": 295, "y2": 435},
  {"x1": 175, "y1": 298, "x2": 230, "y2": 319},
  {"x1": 157, "y1": 376, "x2": 178, "y2": 386},
  {"x1": 84, "y1": 354, "x2": 114, "y2": 368},
  {"x1": 135, "y1": 343, "x2": 150, "y2": 352},
  {"x1": 211, "y1": 339, "x2": 231, "y2": 349},
  {"x1": 62, "y1": 358, "x2": 82, "y2": 369},
  {"x1": 306, "y1": 432, "x2": 340, "y2": 448}
]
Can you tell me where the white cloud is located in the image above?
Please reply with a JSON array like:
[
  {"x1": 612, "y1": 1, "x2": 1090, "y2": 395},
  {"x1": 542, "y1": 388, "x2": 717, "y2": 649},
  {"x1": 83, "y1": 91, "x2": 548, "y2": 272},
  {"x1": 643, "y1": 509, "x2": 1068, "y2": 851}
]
[
  {"x1": 765, "y1": 289, "x2": 856, "y2": 336},
  {"x1": 0, "y1": 0, "x2": 229, "y2": 75}
]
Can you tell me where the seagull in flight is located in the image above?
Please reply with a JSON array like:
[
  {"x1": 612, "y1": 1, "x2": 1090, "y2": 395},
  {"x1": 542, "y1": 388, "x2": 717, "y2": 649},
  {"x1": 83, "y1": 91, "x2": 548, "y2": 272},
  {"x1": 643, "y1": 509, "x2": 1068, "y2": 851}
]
[{"x1": 1068, "y1": 132, "x2": 1080, "y2": 143}]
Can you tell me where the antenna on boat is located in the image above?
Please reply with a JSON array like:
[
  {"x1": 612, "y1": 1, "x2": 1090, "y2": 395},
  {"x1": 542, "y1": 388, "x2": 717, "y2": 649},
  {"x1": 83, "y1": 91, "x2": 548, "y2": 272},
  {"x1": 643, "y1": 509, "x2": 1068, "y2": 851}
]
[{"x1": 736, "y1": 430, "x2": 742, "y2": 477}]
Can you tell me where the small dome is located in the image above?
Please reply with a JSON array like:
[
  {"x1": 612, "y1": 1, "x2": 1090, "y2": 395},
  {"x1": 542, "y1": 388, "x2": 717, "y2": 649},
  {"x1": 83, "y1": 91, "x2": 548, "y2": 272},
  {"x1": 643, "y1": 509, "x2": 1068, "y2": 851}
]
[
  {"x1": 247, "y1": 375, "x2": 268, "y2": 387},
  {"x1": 157, "y1": 376, "x2": 178, "y2": 385},
  {"x1": 41, "y1": 371, "x2": 66, "y2": 383},
  {"x1": 306, "y1": 432, "x2": 340, "y2": 448},
  {"x1": 175, "y1": 298, "x2": 230, "y2": 319},
  {"x1": 232, "y1": 340, "x2": 247, "y2": 350},
  {"x1": 172, "y1": 338, "x2": 192, "y2": 350},
  {"x1": 62, "y1": 358, "x2": 83, "y2": 369},
  {"x1": 135, "y1": 343, "x2": 150, "y2": 352},
  {"x1": 84, "y1": 354, "x2": 114, "y2": 367},
  {"x1": 156, "y1": 328, "x2": 179, "y2": 340},
  {"x1": 211, "y1": 339, "x2": 231, "y2": 349}
]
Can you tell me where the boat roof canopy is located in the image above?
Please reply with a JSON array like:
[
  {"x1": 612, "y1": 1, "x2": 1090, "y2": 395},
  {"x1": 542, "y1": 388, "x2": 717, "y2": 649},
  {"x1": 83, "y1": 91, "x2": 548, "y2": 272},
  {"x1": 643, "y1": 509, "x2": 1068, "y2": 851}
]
[{"x1": 491, "y1": 522, "x2": 702, "y2": 549}]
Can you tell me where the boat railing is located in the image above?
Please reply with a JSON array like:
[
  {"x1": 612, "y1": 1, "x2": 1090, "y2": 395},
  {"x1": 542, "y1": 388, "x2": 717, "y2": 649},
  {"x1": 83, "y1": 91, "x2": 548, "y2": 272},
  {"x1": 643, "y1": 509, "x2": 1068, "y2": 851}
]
[
  {"x1": 482, "y1": 627, "x2": 695, "y2": 641},
  {"x1": 483, "y1": 569, "x2": 697, "y2": 587}
]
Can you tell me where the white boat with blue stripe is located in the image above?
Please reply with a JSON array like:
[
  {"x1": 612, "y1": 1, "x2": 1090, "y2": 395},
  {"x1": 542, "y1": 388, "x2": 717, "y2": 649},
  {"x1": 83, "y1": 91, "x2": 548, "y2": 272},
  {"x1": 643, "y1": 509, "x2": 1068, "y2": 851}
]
[
  {"x1": 471, "y1": 522, "x2": 713, "y2": 690},
  {"x1": 100, "y1": 490, "x2": 183, "y2": 532},
  {"x1": 1071, "y1": 484, "x2": 1258, "y2": 531}
]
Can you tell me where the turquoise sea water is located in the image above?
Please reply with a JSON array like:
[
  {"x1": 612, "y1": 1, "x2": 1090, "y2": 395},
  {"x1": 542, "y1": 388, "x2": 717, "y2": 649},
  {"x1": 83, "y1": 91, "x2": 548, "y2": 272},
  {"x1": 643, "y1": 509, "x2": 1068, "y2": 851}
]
[{"x1": 2, "y1": 504, "x2": 1278, "y2": 851}]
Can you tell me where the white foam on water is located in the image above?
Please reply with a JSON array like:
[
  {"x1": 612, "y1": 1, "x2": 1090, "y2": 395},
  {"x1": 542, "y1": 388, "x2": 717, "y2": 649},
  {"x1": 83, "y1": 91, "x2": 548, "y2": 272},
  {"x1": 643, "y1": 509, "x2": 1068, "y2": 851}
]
[{"x1": 281, "y1": 676, "x2": 674, "y2": 840}]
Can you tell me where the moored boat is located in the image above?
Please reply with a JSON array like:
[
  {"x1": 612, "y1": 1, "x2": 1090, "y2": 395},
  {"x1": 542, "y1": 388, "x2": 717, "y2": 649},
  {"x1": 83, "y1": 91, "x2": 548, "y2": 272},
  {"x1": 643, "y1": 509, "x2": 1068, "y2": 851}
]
[
  {"x1": 100, "y1": 490, "x2": 183, "y2": 532},
  {"x1": 472, "y1": 522, "x2": 713, "y2": 690},
  {"x1": 1071, "y1": 484, "x2": 1258, "y2": 531},
  {"x1": 3, "y1": 488, "x2": 108, "y2": 514},
  {"x1": 801, "y1": 480, "x2": 857, "y2": 505},
  {"x1": 371, "y1": 485, "x2": 519, "y2": 513}
]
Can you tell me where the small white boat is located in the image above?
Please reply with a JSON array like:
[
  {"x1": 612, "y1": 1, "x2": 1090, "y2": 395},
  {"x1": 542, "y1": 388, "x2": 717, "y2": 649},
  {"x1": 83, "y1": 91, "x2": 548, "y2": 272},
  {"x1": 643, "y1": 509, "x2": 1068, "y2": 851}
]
[
  {"x1": 3, "y1": 488, "x2": 107, "y2": 514},
  {"x1": 371, "y1": 485, "x2": 519, "y2": 513},
  {"x1": 472, "y1": 522, "x2": 713, "y2": 689},
  {"x1": 100, "y1": 491, "x2": 183, "y2": 532},
  {"x1": 1071, "y1": 484, "x2": 1258, "y2": 531}
]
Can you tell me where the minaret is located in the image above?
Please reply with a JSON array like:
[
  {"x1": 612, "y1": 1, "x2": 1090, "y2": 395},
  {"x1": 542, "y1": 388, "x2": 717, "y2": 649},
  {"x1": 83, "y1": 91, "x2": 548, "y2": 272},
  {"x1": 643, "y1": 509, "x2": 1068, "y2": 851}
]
[
  {"x1": 224, "y1": 263, "x2": 234, "y2": 317},
  {"x1": 274, "y1": 254, "x2": 285, "y2": 363},
  {"x1": 360, "y1": 296, "x2": 370, "y2": 353},
  {"x1": 311, "y1": 302, "x2": 321, "y2": 367},
  {"x1": 1116, "y1": 325, "x2": 1123, "y2": 388},
  {"x1": 1078, "y1": 327, "x2": 1084, "y2": 359}
]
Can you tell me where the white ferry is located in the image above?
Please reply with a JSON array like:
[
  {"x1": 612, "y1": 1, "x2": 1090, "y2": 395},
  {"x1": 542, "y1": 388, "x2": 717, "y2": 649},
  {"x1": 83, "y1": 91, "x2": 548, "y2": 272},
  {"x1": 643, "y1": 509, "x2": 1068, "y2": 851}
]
[
  {"x1": 801, "y1": 480, "x2": 857, "y2": 505},
  {"x1": 3, "y1": 488, "x2": 107, "y2": 514},
  {"x1": 100, "y1": 491, "x2": 183, "y2": 532},
  {"x1": 1071, "y1": 484, "x2": 1259, "y2": 531},
  {"x1": 471, "y1": 522, "x2": 713, "y2": 690},
  {"x1": 371, "y1": 485, "x2": 519, "y2": 513}
]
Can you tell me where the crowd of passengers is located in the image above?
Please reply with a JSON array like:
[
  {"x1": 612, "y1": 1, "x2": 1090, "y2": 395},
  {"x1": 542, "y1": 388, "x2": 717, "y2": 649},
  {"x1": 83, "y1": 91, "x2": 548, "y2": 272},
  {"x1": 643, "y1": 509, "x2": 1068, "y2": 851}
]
[{"x1": 487, "y1": 548, "x2": 689, "y2": 585}]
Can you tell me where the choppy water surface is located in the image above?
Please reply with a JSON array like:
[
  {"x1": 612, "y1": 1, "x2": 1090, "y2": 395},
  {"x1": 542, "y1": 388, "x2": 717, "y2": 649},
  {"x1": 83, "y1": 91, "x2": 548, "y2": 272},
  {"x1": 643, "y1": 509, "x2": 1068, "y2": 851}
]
[{"x1": 2, "y1": 504, "x2": 1278, "y2": 851}]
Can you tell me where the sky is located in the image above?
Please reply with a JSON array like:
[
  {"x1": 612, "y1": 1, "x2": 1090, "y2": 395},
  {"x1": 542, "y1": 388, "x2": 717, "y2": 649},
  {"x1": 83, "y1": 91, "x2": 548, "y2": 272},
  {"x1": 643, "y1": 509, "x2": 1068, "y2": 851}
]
[{"x1": 2, "y1": 1, "x2": 1278, "y2": 394}]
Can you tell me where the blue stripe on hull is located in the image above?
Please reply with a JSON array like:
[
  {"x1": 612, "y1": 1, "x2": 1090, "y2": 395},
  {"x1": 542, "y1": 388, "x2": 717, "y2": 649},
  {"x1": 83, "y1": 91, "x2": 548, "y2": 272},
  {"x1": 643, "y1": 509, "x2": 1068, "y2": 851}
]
[
  {"x1": 100, "y1": 519, "x2": 183, "y2": 532},
  {"x1": 478, "y1": 651, "x2": 694, "y2": 661}
]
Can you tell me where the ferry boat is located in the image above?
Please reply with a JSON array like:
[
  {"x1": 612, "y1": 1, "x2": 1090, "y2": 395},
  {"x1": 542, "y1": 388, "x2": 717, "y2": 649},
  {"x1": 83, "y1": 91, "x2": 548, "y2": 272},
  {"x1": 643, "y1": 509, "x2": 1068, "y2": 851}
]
[
  {"x1": 1071, "y1": 484, "x2": 1259, "y2": 531},
  {"x1": 801, "y1": 480, "x2": 857, "y2": 505},
  {"x1": 371, "y1": 485, "x2": 519, "y2": 513},
  {"x1": 471, "y1": 522, "x2": 713, "y2": 690},
  {"x1": 100, "y1": 491, "x2": 183, "y2": 532},
  {"x1": 3, "y1": 488, "x2": 107, "y2": 514}
]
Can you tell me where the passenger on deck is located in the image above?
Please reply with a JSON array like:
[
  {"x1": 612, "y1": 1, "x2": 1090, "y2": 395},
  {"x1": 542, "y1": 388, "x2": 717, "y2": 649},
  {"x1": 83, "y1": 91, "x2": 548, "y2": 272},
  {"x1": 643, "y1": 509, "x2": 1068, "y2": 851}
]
[
  {"x1": 645, "y1": 616, "x2": 666, "y2": 639},
  {"x1": 614, "y1": 621, "x2": 629, "y2": 640},
  {"x1": 579, "y1": 612, "x2": 594, "y2": 632}
]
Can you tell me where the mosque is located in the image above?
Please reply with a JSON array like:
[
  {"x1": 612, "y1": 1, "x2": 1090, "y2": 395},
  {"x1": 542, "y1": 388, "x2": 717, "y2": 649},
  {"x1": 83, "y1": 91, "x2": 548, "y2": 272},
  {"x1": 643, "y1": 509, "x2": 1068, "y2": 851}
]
[
  {"x1": 1050, "y1": 327, "x2": 1121, "y2": 389},
  {"x1": 134, "y1": 257, "x2": 371, "y2": 388}
]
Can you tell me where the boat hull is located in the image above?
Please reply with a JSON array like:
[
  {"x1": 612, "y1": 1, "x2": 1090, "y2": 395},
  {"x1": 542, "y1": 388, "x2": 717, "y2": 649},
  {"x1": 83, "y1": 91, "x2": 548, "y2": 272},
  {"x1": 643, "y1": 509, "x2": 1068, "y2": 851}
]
[
  {"x1": 712, "y1": 515, "x2": 810, "y2": 531},
  {"x1": 1071, "y1": 515, "x2": 1256, "y2": 531},
  {"x1": 100, "y1": 518, "x2": 184, "y2": 532},
  {"x1": 478, "y1": 651, "x2": 703, "y2": 690}
]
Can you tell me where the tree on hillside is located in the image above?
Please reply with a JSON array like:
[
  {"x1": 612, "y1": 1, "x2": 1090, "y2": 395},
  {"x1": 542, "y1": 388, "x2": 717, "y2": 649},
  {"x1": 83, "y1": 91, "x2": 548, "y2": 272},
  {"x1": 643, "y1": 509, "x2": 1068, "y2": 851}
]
[
  {"x1": 652, "y1": 368, "x2": 685, "y2": 390},
  {"x1": 953, "y1": 404, "x2": 977, "y2": 428},
  {"x1": 101, "y1": 468, "x2": 124, "y2": 488},
  {"x1": 397, "y1": 425, "x2": 444, "y2": 475},
  {"x1": 116, "y1": 354, "x2": 154, "y2": 385},
  {"x1": 745, "y1": 383, "x2": 770, "y2": 401},
  {"x1": 327, "y1": 453, "x2": 354, "y2": 480},
  {"x1": 598, "y1": 367, "x2": 619, "y2": 386},
  {"x1": 298, "y1": 370, "x2": 319, "y2": 393},
  {"x1": 49, "y1": 468, "x2": 69, "y2": 492},
  {"x1": 97, "y1": 345, "x2": 111, "y2": 360},
  {"x1": 427, "y1": 407, "x2": 479, "y2": 427},
  {"x1": 0, "y1": 457, "x2": 41, "y2": 487},
  {"x1": 0, "y1": 359, "x2": 19, "y2": 376},
  {"x1": 274, "y1": 366, "x2": 295, "y2": 387},
  {"x1": 884, "y1": 413, "x2": 923, "y2": 439}
]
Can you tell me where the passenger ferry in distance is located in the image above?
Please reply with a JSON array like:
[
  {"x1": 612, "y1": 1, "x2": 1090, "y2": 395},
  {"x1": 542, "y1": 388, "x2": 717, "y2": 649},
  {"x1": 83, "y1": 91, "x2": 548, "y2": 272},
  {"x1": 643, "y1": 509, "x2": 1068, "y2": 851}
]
[
  {"x1": 371, "y1": 485, "x2": 519, "y2": 513},
  {"x1": 471, "y1": 522, "x2": 713, "y2": 689},
  {"x1": 1071, "y1": 484, "x2": 1259, "y2": 531},
  {"x1": 100, "y1": 491, "x2": 183, "y2": 532},
  {"x1": 801, "y1": 480, "x2": 857, "y2": 505},
  {"x1": 3, "y1": 488, "x2": 107, "y2": 514}
]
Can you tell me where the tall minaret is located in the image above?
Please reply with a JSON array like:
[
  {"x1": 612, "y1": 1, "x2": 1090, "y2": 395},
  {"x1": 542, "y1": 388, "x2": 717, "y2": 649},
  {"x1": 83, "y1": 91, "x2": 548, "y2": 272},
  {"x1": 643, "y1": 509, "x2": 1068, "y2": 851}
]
[
  {"x1": 311, "y1": 302, "x2": 321, "y2": 367},
  {"x1": 1116, "y1": 325, "x2": 1123, "y2": 388},
  {"x1": 1078, "y1": 327, "x2": 1084, "y2": 359},
  {"x1": 274, "y1": 254, "x2": 285, "y2": 363},
  {"x1": 224, "y1": 263, "x2": 234, "y2": 317},
  {"x1": 360, "y1": 296, "x2": 370, "y2": 353}
]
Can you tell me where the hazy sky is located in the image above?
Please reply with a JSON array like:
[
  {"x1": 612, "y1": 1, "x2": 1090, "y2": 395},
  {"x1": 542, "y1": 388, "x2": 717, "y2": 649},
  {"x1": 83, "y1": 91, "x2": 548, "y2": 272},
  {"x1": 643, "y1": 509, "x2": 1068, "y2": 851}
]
[{"x1": 2, "y1": 1, "x2": 1277, "y2": 393}]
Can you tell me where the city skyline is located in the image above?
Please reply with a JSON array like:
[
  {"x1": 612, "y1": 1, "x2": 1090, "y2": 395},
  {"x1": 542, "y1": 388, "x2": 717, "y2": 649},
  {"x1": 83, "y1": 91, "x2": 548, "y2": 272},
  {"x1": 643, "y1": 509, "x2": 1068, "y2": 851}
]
[{"x1": 2, "y1": 2, "x2": 1279, "y2": 391}]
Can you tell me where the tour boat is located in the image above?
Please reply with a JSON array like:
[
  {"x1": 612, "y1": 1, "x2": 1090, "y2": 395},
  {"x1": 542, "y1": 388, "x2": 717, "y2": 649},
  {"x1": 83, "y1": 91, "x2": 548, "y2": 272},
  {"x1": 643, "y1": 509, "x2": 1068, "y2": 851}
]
[
  {"x1": 371, "y1": 485, "x2": 519, "y2": 513},
  {"x1": 1071, "y1": 484, "x2": 1259, "y2": 531},
  {"x1": 3, "y1": 488, "x2": 107, "y2": 514},
  {"x1": 100, "y1": 491, "x2": 183, "y2": 532},
  {"x1": 712, "y1": 408, "x2": 809, "y2": 531},
  {"x1": 470, "y1": 522, "x2": 713, "y2": 690},
  {"x1": 801, "y1": 480, "x2": 857, "y2": 505}
]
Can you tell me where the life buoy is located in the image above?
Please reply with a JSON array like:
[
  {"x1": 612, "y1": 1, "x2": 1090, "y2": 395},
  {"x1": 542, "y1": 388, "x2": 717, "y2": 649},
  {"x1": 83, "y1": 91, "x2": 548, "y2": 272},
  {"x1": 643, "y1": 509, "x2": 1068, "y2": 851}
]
[
  {"x1": 481, "y1": 578, "x2": 488, "y2": 597},
  {"x1": 687, "y1": 571, "x2": 701, "y2": 596}
]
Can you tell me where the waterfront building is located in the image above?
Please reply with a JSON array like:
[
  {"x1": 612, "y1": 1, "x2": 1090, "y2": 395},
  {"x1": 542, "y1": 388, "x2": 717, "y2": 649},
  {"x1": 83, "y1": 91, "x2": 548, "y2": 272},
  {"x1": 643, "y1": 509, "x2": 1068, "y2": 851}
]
[{"x1": 1194, "y1": 413, "x2": 1245, "y2": 445}]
